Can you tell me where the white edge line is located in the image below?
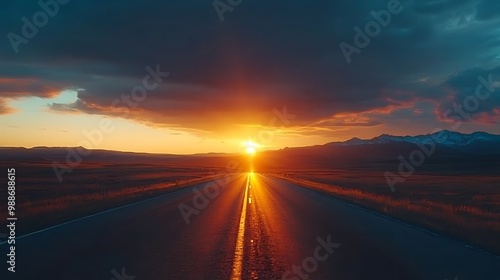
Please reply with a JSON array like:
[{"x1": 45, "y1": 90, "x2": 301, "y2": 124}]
[
  {"x1": 267, "y1": 175, "x2": 500, "y2": 259},
  {"x1": 0, "y1": 176, "x2": 234, "y2": 245}
]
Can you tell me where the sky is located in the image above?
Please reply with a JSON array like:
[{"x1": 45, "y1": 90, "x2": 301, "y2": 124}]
[{"x1": 1, "y1": 0, "x2": 500, "y2": 154}]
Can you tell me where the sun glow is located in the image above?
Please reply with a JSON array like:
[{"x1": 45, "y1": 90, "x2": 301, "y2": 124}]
[
  {"x1": 246, "y1": 146, "x2": 256, "y2": 154},
  {"x1": 244, "y1": 140, "x2": 258, "y2": 155}
]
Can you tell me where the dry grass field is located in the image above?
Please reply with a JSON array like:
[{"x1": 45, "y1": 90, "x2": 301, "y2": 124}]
[{"x1": 0, "y1": 160, "x2": 227, "y2": 234}]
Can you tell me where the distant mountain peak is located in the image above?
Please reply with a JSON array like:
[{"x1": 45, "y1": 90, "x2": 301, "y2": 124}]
[
  {"x1": 338, "y1": 130, "x2": 500, "y2": 147},
  {"x1": 344, "y1": 137, "x2": 365, "y2": 145}
]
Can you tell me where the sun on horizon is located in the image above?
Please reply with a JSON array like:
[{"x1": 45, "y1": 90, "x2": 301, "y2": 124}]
[{"x1": 244, "y1": 140, "x2": 258, "y2": 155}]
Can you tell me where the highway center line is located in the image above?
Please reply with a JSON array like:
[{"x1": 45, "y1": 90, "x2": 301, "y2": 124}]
[{"x1": 230, "y1": 173, "x2": 250, "y2": 280}]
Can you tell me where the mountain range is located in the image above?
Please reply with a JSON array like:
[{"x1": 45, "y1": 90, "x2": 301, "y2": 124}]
[
  {"x1": 255, "y1": 130, "x2": 500, "y2": 172},
  {"x1": 340, "y1": 130, "x2": 500, "y2": 148},
  {"x1": 1, "y1": 131, "x2": 499, "y2": 173}
]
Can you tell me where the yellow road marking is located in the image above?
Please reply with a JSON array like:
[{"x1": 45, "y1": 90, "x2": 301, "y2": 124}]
[{"x1": 230, "y1": 174, "x2": 250, "y2": 279}]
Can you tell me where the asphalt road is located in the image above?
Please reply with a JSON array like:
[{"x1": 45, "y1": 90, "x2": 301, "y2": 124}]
[{"x1": 1, "y1": 173, "x2": 499, "y2": 280}]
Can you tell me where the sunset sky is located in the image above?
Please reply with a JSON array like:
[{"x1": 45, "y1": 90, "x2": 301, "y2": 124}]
[{"x1": 1, "y1": 0, "x2": 500, "y2": 154}]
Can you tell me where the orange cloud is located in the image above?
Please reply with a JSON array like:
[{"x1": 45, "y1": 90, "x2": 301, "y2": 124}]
[
  {"x1": 0, "y1": 76, "x2": 67, "y2": 115},
  {"x1": 0, "y1": 77, "x2": 63, "y2": 98},
  {"x1": 0, "y1": 99, "x2": 15, "y2": 115}
]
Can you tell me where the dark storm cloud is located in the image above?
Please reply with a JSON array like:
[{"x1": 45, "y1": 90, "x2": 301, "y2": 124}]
[
  {"x1": 476, "y1": 0, "x2": 500, "y2": 20},
  {"x1": 1, "y1": 0, "x2": 500, "y2": 131},
  {"x1": 436, "y1": 66, "x2": 500, "y2": 123}
]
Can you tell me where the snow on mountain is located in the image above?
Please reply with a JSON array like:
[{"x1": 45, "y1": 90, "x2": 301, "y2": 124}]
[{"x1": 341, "y1": 130, "x2": 500, "y2": 147}]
